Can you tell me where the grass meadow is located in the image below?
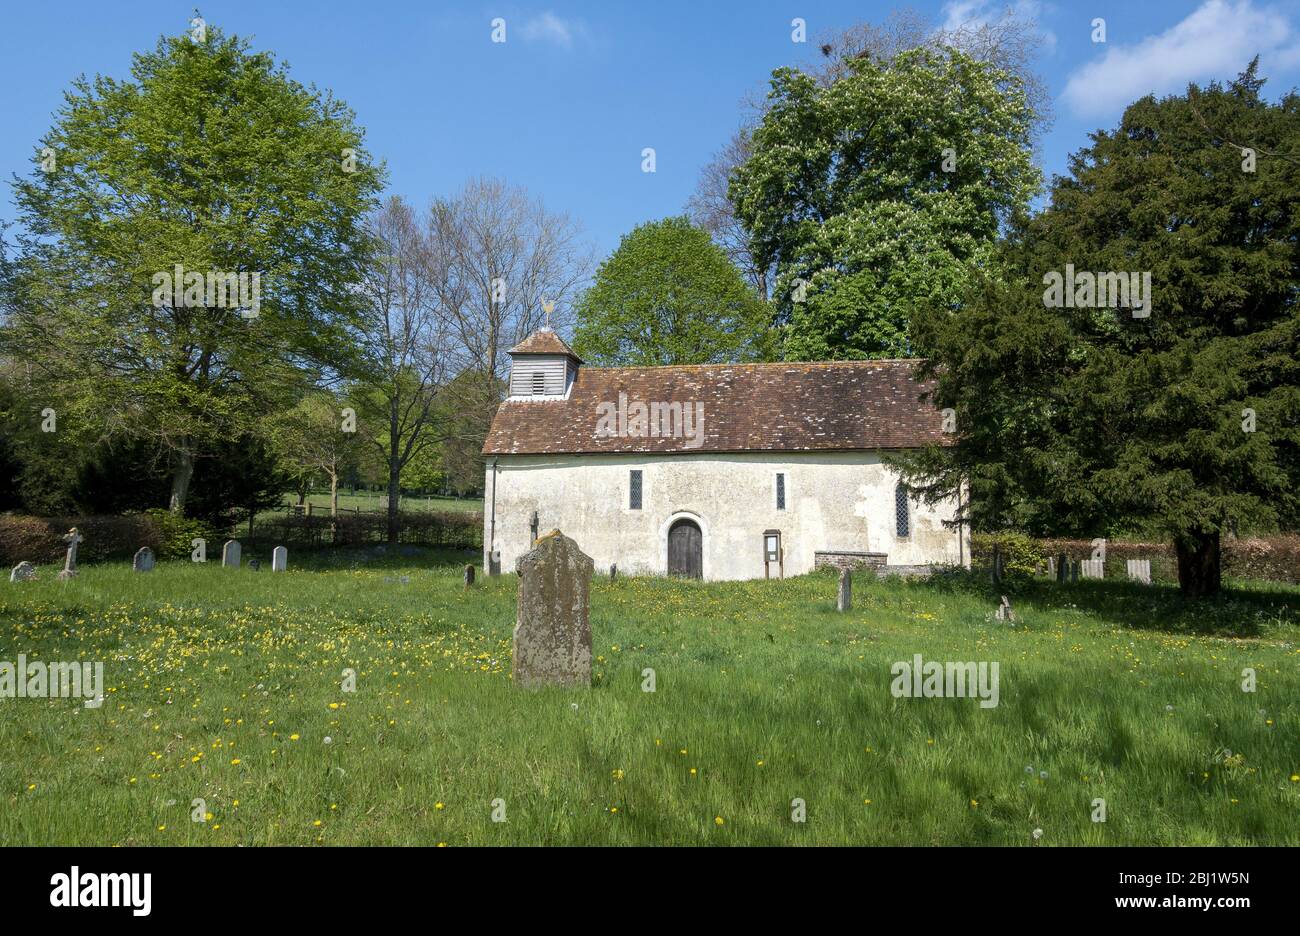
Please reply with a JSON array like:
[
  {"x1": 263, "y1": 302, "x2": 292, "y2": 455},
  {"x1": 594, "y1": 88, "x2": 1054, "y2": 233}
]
[
  {"x1": 275, "y1": 492, "x2": 483, "y2": 515},
  {"x1": 1, "y1": 549, "x2": 1297, "y2": 846}
]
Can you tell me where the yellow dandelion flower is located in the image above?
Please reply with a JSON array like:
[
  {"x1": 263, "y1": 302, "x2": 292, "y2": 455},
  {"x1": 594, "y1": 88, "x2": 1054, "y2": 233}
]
[
  {"x1": 714, "y1": 816, "x2": 724, "y2": 826},
  {"x1": 230, "y1": 758, "x2": 241, "y2": 765},
  {"x1": 290, "y1": 734, "x2": 300, "y2": 741},
  {"x1": 435, "y1": 802, "x2": 445, "y2": 810},
  {"x1": 970, "y1": 799, "x2": 979, "y2": 807},
  {"x1": 313, "y1": 820, "x2": 322, "y2": 827}
]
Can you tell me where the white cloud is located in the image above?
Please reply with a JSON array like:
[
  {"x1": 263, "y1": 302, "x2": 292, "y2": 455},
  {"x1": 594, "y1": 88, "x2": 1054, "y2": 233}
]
[
  {"x1": 941, "y1": 0, "x2": 1057, "y2": 52},
  {"x1": 519, "y1": 11, "x2": 588, "y2": 50},
  {"x1": 1061, "y1": 0, "x2": 1300, "y2": 118}
]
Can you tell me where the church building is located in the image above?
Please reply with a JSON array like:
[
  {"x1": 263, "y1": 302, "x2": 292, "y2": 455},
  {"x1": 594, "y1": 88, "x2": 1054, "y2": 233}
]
[{"x1": 482, "y1": 329, "x2": 968, "y2": 581}]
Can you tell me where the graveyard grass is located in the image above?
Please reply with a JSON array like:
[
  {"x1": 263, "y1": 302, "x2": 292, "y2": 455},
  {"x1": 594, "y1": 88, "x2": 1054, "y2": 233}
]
[{"x1": 2, "y1": 553, "x2": 1298, "y2": 846}]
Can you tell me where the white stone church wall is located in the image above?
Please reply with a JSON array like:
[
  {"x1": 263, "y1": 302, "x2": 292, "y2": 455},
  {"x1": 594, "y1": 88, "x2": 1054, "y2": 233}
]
[{"x1": 483, "y1": 451, "x2": 968, "y2": 582}]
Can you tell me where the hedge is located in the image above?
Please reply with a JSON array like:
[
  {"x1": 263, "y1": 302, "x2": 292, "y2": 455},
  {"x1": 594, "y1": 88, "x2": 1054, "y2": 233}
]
[
  {"x1": 0, "y1": 514, "x2": 160, "y2": 568},
  {"x1": 973, "y1": 535, "x2": 1300, "y2": 585},
  {"x1": 255, "y1": 510, "x2": 482, "y2": 550}
]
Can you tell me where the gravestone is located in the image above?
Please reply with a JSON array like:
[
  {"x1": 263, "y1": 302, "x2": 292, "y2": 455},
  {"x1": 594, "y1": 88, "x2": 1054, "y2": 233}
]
[
  {"x1": 10, "y1": 561, "x2": 37, "y2": 582},
  {"x1": 1055, "y1": 553, "x2": 1068, "y2": 583},
  {"x1": 222, "y1": 540, "x2": 241, "y2": 568},
  {"x1": 132, "y1": 547, "x2": 155, "y2": 573},
  {"x1": 1080, "y1": 558, "x2": 1105, "y2": 579},
  {"x1": 463, "y1": 563, "x2": 474, "y2": 589},
  {"x1": 272, "y1": 546, "x2": 287, "y2": 572},
  {"x1": 836, "y1": 569, "x2": 852, "y2": 612},
  {"x1": 58, "y1": 527, "x2": 83, "y2": 580},
  {"x1": 248, "y1": 558, "x2": 261, "y2": 571},
  {"x1": 1046, "y1": 557, "x2": 1056, "y2": 579},
  {"x1": 1126, "y1": 558, "x2": 1152, "y2": 584},
  {"x1": 995, "y1": 595, "x2": 1016, "y2": 622},
  {"x1": 488, "y1": 550, "x2": 501, "y2": 577},
  {"x1": 513, "y1": 530, "x2": 593, "y2": 689},
  {"x1": 610, "y1": 563, "x2": 617, "y2": 580}
]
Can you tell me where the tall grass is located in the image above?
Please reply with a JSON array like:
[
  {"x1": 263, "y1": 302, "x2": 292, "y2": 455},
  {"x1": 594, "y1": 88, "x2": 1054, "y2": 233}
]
[{"x1": 1, "y1": 552, "x2": 1296, "y2": 845}]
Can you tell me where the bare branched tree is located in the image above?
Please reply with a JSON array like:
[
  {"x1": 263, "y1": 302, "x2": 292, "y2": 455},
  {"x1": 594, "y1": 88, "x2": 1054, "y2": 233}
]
[
  {"x1": 353, "y1": 196, "x2": 457, "y2": 542},
  {"x1": 425, "y1": 177, "x2": 593, "y2": 381},
  {"x1": 685, "y1": 130, "x2": 772, "y2": 299},
  {"x1": 421, "y1": 176, "x2": 593, "y2": 476}
]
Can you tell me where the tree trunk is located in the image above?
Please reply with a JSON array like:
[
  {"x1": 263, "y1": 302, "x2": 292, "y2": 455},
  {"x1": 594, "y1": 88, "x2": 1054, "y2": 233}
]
[
  {"x1": 387, "y1": 405, "x2": 401, "y2": 544},
  {"x1": 1175, "y1": 529, "x2": 1221, "y2": 597},
  {"x1": 169, "y1": 445, "x2": 194, "y2": 514},
  {"x1": 329, "y1": 469, "x2": 340, "y2": 546},
  {"x1": 386, "y1": 462, "x2": 401, "y2": 544}
]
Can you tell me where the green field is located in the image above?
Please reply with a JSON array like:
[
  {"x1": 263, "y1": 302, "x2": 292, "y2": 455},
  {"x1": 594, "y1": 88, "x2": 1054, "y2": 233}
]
[
  {"x1": 1, "y1": 552, "x2": 1297, "y2": 845},
  {"x1": 277, "y1": 492, "x2": 484, "y2": 515}
]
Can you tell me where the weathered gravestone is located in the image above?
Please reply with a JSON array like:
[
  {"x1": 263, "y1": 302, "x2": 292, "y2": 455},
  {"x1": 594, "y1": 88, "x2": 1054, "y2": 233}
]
[
  {"x1": 1046, "y1": 557, "x2": 1056, "y2": 579},
  {"x1": 10, "y1": 561, "x2": 37, "y2": 582},
  {"x1": 132, "y1": 547, "x2": 155, "y2": 573},
  {"x1": 248, "y1": 558, "x2": 261, "y2": 571},
  {"x1": 512, "y1": 530, "x2": 593, "y2": 689},
  {"x1": 463, "y1": 563, "x2": 474, "y2": 589},
  {"x1": 836, "y1": 569, "x2": 852, "y2": 612},
  {"x1": 58, "y1": 527, "x2": 83, "y2": 580},
  {"x1": 995, "y1": 595, "x2": 1016, "y2": 622},
  {"x1": 1080, "y1": 558, "x2": 1105, "y2": 579},
  {"x1": 1126, "y1": 558, "x2": 1152, "y2": 584},
  {"x1": 222, "y1": 540, "x2": 241, "y2": 568},
  {"x1": 272, "y1": 546, "x2": 287, "y2": 572},
  {"x1": 610, "y1": 563, "x2": 617, "y2": 581}
]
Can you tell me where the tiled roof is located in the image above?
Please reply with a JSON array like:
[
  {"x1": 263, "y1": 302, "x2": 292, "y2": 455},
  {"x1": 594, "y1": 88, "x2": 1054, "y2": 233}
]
[
  {"x1": 507, "y1": 329, "x2": 582, "y2": 359},
  {"x1": 482, "y1": 358, "x2": 947, "y2": 456}
]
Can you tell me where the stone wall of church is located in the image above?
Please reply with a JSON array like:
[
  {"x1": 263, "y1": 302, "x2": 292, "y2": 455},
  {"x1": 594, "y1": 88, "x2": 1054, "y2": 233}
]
[{"x1": 483, "y1": 451, "x2": 969, "y2": 583}]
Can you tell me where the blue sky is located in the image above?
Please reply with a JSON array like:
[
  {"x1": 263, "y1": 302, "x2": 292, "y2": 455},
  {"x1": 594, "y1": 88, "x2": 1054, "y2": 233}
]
[{"x1": 3, "y1": 0, "x2": 1300, "y2": 259}]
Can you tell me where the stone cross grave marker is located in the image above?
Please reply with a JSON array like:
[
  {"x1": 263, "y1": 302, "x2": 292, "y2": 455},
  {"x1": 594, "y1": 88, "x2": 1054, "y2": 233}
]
[
  {"x1": 10, "y1": 561, "x2": 37, "y2": 582},
  {"x1": 222, "y1": 540, "x2": 241, "y2": 568},
  {"x1": 513, "y1": 530, "x2": 593, "y2": 689},
  {"x1": 58, "y1": 527, "x2": 83, "y2": 580},
  {"x1": 133, "y1": 547, "x2": 155, "y2": 573},
  {"x1": 272, "y1": 546, "x2": 287, "y2": 572},
  {"x1": 836, "y1": 569, "x2": 852, "y2": 612}
]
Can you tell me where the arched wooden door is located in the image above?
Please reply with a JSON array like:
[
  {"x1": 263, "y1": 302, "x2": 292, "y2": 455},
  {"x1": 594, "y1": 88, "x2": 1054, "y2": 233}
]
[{"x1": 667, "y1": 519, "x2": 702, "y2": 579}]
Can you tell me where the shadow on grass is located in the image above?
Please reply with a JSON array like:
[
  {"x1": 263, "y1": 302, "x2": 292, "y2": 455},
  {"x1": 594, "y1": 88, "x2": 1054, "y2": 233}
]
[{"x1": 910, "y1": 568, "x2": 1298, "y2": 638}]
